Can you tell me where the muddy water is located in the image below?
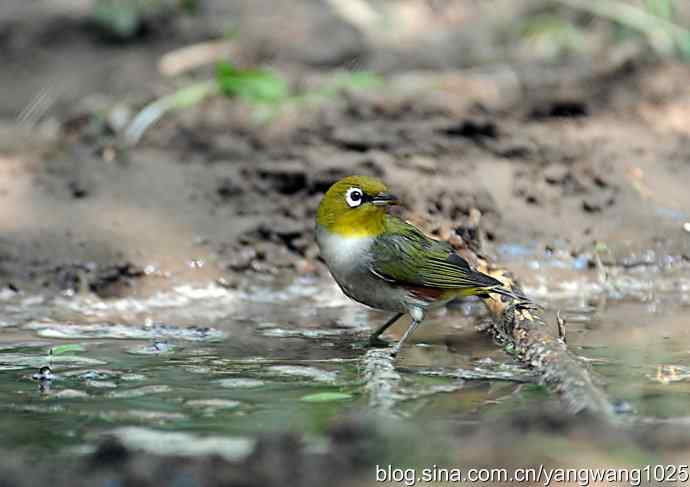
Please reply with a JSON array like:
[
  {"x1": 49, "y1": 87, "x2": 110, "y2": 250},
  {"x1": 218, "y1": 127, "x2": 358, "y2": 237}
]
[{"x1": 0, "y1": 251, "x2": 689, "y2": 459}]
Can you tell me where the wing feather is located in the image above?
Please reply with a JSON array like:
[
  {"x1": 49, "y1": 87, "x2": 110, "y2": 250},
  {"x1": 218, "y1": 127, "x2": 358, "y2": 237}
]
[{"x1": 370, "y1": 217, "x2": 502, "y2": 290}]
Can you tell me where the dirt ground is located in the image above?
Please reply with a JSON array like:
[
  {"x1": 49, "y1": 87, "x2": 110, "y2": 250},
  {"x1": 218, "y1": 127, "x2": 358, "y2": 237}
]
[
  {"x1": 1, "y1": 0, "x2": 690, "y2": 484},
  {"x1": 2, "y1": 2, "x2": 690, "y2": 293},
  {"x1": 1, "y1": 0, "x2": 689, "y2": 298}
]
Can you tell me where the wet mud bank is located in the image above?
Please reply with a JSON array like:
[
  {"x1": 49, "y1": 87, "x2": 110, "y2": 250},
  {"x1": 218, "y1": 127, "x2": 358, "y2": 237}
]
[
  {"x1": 1, "y1": 6, "x2": 690, "y2": 295},
  {"x1": 1, "y1": 59, "x2": 690, "y2": 296}
]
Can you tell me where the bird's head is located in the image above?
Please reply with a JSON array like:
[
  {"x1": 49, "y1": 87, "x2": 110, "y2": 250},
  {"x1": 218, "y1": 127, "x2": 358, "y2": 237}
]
[{"x1": 316, "y1": 175, "x2": 399, "y2": 237}]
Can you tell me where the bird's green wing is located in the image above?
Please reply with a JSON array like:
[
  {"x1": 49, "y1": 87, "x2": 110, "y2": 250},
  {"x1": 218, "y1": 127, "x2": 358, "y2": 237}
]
[{"x1": 370, "y1": 216, "x2": 501, "y2": 290}]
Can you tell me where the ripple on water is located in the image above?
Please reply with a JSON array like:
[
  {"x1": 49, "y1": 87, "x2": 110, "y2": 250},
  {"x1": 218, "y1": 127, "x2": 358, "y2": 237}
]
[
  {"x1": 49, "y1": 389, "x2": 90, "y2": 399},
  {"x1": 121, "y1": 373, "x2": 146, "y2": 381},
  {"x1": 260, "y1": 327, "x2": 353, "y2": 338},
  {"x1": 98, "y1": 410, "x2": 187, "y2": 423},
  {"x1": 185, "y1": 399, "x2": 242, "y2": 411},
  {"x1": 0, "y1": 353, "x2": 106, "y2": 369},
  {"x1": 55, "y1": 284, "x2": 239, "y2": 315},
  {"x1": 85, "y1": 379, "x2": 117, "y2": 389},
  {"x1": 266, "y1": 365, "x2": 337, "y2": 383},
  {"x1": 126, "y1": 341, "x2": 176, "y2": 354},
  {"x1": 62, "y1": 369, "x2": 145, "y2": 383},
  {"x1": 24, "y1": 322, "x2": 225, "y2": 341},
  {"x1": 107, "y1": 385, "x2": 171, "y2": 399},
  {"x1": 216, "y1": 378, "x2": 265, "y2": 388}
]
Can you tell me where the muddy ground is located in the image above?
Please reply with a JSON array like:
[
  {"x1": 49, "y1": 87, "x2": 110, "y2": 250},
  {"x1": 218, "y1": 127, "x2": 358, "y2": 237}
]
[
  {"x1": 1, "y1": 0, "x2": 689, "y2": 297},
  {"x1": 1, "y1": 0, "x2": 690, "y2": 485}
]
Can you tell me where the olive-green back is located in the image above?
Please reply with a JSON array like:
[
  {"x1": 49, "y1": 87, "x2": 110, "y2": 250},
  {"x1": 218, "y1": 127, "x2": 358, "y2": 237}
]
[{"x1": 370, "y1": 216, "x2": 500, "y2": 290}]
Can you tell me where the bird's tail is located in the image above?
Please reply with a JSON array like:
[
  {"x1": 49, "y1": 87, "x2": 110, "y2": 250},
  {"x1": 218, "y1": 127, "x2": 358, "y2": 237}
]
[
  {"x1": 470, "y1": 269, "x2": 530, "y2": 304},
  {"x1": 484, "y1": 284, "x2": 524, "y2": 301}
]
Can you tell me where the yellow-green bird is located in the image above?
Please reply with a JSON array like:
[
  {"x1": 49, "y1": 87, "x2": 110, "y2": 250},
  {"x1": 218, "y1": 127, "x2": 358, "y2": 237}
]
[{"x1": 315, "y1": 175, "x2": 518, "y2": 355}]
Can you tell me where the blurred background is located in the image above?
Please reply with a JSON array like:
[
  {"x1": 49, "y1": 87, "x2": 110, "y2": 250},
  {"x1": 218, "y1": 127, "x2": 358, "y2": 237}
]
[
  {"x1": 1, "y1": 1, "x2": 690, "y2": 486},
  {"x1": 1, "y1": 0, "x2": 689, "y2": 293}
]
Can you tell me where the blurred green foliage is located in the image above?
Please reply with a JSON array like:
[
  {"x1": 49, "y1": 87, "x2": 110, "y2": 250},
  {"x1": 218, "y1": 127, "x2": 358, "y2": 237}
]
[
  {"x1": 550, "y1": 0, "x2": 690, "y2": 60},
  {"x1": 300, "y1": 392, "x2": 354, "y2": 402},
  {"x1": 125, "y1": 62, "x2": 381, "y2": 144},
  {"x1": 519, "y1": 12, "x2": 587, "y2": 59},
  {"x1": 216, "y1": 62, "x2": 290, "y2": 105},
  {"x1": 50, "y1": 344, "x2": 86, "y2": 356},
  {"x1": 91, "y1": 0, "x2": 196, "y2": 39},
  {"x1": 92, "y1": 0, "x2": 143, "y2": 38}
]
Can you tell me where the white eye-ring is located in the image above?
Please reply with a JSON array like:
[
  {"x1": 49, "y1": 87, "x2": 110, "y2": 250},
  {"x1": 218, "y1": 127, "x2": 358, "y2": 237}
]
[{"x1": 345, "y1": 187, "x2": 364, "y2": 208}]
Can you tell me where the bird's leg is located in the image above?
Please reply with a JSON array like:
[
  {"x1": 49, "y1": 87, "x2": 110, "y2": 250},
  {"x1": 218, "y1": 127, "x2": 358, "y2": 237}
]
[
  {"x1": 391, "y1": 319, "x2": 421, "y2": 356},
  {"x1": 368, "y1": 312, "x2": 404, "y2": 347}
]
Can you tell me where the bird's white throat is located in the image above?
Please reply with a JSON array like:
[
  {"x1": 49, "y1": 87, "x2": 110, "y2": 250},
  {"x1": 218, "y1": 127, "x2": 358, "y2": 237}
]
[{"x1": 315, "y1": 225, "x2": 374, "y2": 272}]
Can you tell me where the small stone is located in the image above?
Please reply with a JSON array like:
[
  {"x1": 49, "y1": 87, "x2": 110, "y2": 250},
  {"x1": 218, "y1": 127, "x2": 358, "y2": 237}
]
[
  {"x1": 217, "y1": 177, "x2": 243, "y2": 199},
  {"x1": 543, "y1": 163, "x2": 569, "y2": 184},
  {"x1": 224, "y1": 246, "x2": 257, "y2": 271},
  {"x1": 68, "y1": 180, "x2": 89, "y2": 199}
]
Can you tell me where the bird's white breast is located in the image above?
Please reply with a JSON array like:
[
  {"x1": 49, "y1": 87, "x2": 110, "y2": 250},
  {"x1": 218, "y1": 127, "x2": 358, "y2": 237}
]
[
  {"x1": 315, "y1": 225, "x2": 373, "y2": 274},
  {"x1": 315, "y1": 225, "x2": 410, "y2": 313}
]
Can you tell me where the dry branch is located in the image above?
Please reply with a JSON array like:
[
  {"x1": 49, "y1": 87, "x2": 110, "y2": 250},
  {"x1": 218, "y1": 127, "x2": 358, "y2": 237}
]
[{"x1": 450, "y1": 217, "x2": 616, "y2": 420}]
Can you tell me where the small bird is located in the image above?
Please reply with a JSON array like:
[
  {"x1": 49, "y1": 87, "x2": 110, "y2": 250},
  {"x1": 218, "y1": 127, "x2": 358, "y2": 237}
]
[{"x1": 315, "y1": 175, "x2": 518, "y2": 355}]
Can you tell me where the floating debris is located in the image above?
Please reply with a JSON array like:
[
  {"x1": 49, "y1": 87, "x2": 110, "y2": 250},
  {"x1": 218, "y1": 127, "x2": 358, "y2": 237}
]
[
  {"x1": 32, "y1": 365, "x2": 55, "y2": 393},
  {"x1": 650, "y1": 365, "x2": 690, "y2": 384},
  {"x1": 50, "y1": 344, "x2": 86, "y2": 355},
  {"x1": 32, "y1": 365, "x2": 54, "y2": 382}
]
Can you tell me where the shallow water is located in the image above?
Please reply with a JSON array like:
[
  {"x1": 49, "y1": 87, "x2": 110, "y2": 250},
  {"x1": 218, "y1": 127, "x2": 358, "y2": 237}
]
[{"x1": 0, "y1": 253, "x2": 689, "y2": 459}]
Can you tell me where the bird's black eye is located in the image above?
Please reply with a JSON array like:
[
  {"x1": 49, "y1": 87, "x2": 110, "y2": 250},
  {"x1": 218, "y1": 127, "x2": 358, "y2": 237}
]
[{"x1": 345, "y1": 187, "x2": 364, "y2": 208}]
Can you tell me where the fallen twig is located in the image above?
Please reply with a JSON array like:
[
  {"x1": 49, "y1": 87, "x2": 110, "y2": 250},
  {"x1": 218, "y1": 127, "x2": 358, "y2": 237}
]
[
  {"x1": 399, "y1": 366, "x2": 536, "y2": 383},
  {"x1": 123, "y1": 80, "x2": 218, "y2": 146},
  {"x1": 452, "y1": 215, "x2": 615, "y2": 419},
  {"x1": 361, "y1": 349, "x2": 404, "y2": 415},
  {"x1": 556, "y1": 310, "x2": 567, "y2": 344}
]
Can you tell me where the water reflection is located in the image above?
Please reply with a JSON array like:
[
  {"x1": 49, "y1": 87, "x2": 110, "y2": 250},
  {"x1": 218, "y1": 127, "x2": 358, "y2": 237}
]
[{"x1": 0, "y1": 256, "x2": 687, "y2": 457}]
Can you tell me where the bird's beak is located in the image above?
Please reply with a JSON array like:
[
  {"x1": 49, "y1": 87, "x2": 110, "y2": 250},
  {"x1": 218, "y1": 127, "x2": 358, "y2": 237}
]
[{"x1": 372, "y1": 192, "x2": 400, "y2": 206}]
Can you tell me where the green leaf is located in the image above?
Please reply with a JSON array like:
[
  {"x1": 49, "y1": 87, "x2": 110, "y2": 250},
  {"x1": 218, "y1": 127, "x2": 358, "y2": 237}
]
[
  {"x1": 50, "y1": 344, "x2": 85, "y2": 355},
  {"x1": 216, "y1": 62, "x2": 289, "y2": 104},
  {"x1": 300, "y1": 392, "x2": 353, "y2": 402}
]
